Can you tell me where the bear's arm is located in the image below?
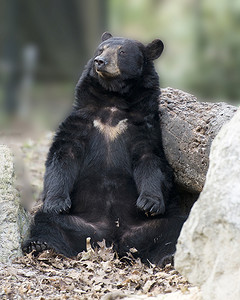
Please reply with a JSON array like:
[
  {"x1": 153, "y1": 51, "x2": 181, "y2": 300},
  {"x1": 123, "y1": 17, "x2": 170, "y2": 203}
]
[
  {"x1": 131, "y1": 115, "x2": 173, "y2": 215},
  {"x1": 42, "y1": 114, "x2": 86, "y2": 213}
]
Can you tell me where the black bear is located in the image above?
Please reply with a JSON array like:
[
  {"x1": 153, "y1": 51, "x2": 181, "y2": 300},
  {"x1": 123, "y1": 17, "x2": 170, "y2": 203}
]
[{"x1": 23, "y1": 32, "x2": 186, "y2": 266}]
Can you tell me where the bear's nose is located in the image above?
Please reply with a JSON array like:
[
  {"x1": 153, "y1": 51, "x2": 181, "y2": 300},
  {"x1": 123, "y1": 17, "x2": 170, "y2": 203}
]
[{"x1": 94, "y1": 56, "x2": 107, "y2": 68}]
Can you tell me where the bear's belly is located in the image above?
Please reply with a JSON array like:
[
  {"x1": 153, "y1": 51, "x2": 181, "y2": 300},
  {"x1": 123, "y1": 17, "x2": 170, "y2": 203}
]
[{"x1": 71, "y1": 173, "x2": 139, "y2": 221}]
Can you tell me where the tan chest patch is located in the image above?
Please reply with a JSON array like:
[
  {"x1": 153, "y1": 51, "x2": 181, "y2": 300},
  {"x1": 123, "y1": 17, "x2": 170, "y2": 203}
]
[{"x1": 93, "y1": 118, "x2": 128, "y2": 141}]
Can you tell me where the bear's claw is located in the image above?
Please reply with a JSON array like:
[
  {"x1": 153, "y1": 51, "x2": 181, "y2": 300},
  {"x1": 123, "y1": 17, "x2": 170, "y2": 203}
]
[
  {"x1": 43, "y1": 196, "x2": 71, "y2": 214},
  {"x1": 137, "y1": 193, "x2": 165, "y2": 215}
]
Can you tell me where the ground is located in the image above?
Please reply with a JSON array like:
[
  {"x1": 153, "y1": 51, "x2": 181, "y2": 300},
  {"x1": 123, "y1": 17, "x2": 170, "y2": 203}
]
[{"x1": 0, "y1": 129, "x2": 197, "y2": 299}]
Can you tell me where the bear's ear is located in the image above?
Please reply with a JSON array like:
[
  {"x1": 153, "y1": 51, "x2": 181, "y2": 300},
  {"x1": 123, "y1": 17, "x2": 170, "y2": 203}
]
[
  {"x1": 145, "y1": 39, "x2": 164, "y2": 60},
  {"x1": 101, "y1": 32, "x2": 113, "y2": 42}
]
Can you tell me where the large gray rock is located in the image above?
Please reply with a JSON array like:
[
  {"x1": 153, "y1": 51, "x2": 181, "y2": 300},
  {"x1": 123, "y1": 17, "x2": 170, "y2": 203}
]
[
  {"x1": 0, "y1": 145, "x2": 30, "y2": 263},
  {"x1": 160, "y1": 88, "x2": 237, "y2": 193},
  {"x1": 175, "y1": 108, "x2": 240, "y2": 300}
]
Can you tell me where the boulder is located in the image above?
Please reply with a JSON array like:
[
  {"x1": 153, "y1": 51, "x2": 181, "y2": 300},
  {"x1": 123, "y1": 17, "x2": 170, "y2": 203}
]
[
  {"x1": 0, "y1": 145, "x2": 30, "y2": 263},
  {"x1": 159, "y1": 88, "x2": 237, "y2": 193},
  {"x1": 175, "y1": 108, "x2": 240, "y2": 300}
]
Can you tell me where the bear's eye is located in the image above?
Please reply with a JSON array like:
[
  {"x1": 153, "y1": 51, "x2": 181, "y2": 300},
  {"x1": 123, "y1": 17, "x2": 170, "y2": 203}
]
[
  {"x1": 97, "y1": 48, "x2": 103, "y2": 55},
  {"x1": 119, "y1": 50, "x2": 125, "y2": 55}
]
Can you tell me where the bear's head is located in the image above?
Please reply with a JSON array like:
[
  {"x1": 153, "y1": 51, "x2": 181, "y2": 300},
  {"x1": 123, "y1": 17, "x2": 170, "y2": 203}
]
[{"x1": 90, "y1": 32, "x2": 164, "y2": 93}]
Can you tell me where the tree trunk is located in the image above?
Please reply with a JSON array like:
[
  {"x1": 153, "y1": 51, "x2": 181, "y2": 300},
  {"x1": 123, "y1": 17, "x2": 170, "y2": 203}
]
[{"x1": 159, "y1": 87, "x2": 238, "y2": 195}]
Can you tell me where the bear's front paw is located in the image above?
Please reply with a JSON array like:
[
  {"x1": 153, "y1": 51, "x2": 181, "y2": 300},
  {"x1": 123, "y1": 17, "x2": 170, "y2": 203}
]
[
  {"x1": 43, "y1": 195, "x2": 71, "y2": 214},
  {"x1": 137, "y1": 192, "x2": 165, "y2": 215}
]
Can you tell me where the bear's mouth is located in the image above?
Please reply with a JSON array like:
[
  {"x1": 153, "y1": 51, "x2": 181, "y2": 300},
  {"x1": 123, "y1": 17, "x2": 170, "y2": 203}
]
[{"x1": 96, "y1": 68, "x2": 120, "y2": 78}]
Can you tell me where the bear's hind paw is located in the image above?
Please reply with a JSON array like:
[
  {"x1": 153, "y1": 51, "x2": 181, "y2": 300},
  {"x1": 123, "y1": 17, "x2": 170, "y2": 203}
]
[{"x1": 23, "y1": 241, "x2": 50, "y2": 255}]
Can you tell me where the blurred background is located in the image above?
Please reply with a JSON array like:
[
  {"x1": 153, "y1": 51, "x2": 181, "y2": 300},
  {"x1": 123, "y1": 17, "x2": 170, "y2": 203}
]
[{"x1": 1, "y1": 0, "x2": 240, "y2": 131}]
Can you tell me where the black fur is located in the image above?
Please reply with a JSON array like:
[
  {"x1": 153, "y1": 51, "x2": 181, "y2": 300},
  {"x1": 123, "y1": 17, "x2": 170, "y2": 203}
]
[{"x1": 23, "y1": 33, "x2": 186, "y2": 266}]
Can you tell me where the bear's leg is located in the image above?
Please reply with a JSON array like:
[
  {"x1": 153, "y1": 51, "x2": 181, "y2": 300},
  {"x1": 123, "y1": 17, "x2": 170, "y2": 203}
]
[
  {"x1": 119, "y1": 216, "x2": 186, "y2": 267},
  {"x1": 23, "y1": 211, "x2": 107, "y2": 257},
  {"x1": 133, "y1": 153, "x2": 174, "y2": 216}
]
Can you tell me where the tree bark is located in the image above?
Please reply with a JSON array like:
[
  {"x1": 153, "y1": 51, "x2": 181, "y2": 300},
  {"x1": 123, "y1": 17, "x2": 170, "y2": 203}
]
[{"x1": 159, "y1": 87, "x2": 238, "y2": 194}]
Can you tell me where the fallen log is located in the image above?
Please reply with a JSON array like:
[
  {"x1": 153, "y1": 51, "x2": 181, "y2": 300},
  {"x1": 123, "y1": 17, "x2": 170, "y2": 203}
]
[{"x1": 159, "y1": 87, "x2": 238, "y2": 196}]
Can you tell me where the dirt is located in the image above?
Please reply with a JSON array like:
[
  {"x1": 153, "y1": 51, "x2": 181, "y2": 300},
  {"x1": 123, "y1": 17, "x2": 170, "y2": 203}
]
[{"x1": 0, "y1": 129, "x2": 193, "y2": 299}]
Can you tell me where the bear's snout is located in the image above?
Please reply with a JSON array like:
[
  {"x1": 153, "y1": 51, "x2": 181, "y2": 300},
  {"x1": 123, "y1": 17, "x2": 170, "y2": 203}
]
[{"x1": 94, "y1": 56, "x2": 107, "y2": 70}]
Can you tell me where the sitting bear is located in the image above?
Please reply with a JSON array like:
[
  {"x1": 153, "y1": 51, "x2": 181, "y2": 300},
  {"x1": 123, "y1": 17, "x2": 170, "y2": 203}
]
[{"x1": 23, "y1": 32, "x2": 186, "y2": 266}]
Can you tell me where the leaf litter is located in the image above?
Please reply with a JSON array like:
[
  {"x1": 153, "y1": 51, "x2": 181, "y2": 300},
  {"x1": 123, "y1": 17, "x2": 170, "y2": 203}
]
[{"x1": 0, "y1": 241, "x2": 191, "y2": 299}]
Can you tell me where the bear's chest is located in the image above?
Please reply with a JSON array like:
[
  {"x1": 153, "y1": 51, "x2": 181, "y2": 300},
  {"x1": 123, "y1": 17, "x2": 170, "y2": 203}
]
[
  {"x1": 83, "y1": 107, "x2": 132, "y2": 169},
  {"x1": 92, "y1": 107, "x2": 129, "y2": 142},
  {"x1": 93, "y1": 118, "x2": 128, "y2": 142}
]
